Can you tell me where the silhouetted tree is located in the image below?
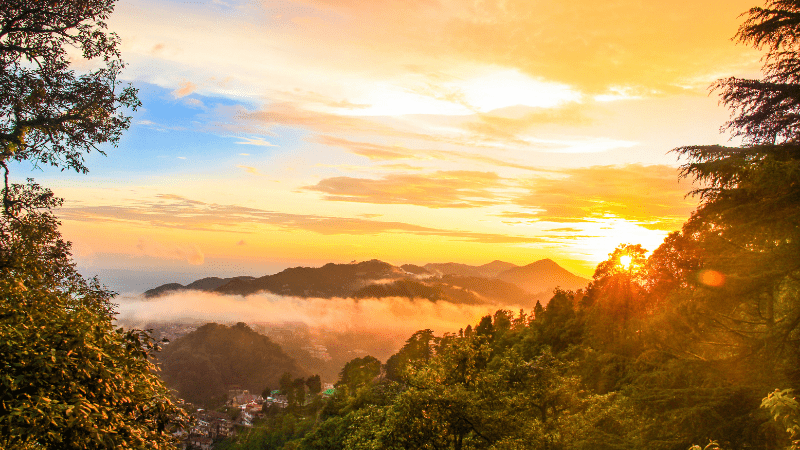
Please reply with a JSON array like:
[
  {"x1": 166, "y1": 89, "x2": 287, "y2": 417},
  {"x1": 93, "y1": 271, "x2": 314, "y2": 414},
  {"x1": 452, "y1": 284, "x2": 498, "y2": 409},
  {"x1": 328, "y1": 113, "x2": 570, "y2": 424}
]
[
  {"x1": 674, "y1": 0, "x2": 800, "y2": 387},
  {"x1": 305, "y1": 375, "x2": 322, "y2": 396},
  {"x1": 280, "y1": 372, "x2": 293, "y2": 394}
]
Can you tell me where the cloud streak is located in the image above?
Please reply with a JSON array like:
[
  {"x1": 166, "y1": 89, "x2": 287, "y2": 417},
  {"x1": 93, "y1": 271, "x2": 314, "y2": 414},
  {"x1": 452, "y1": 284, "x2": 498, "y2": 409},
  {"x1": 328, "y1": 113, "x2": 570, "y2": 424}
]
[
  {"x1": 314, "y1": 135, "x2": 555, "y2": 171},
  {"x1": 59, "y1": 194, "x2": 544, "y2": 244},
  {"x1": 304, "y1": 171, "x2": 507, "y2": 208},
  {"x1": 511, "y1": 164, "x2": 698, "y2": 229}
]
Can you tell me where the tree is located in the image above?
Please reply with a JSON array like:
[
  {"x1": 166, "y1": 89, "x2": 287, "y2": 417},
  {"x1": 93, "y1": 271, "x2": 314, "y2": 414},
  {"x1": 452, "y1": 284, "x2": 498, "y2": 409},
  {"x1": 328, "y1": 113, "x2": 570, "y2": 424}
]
[
  {"x1": 673, "y1": 0, "x2": 800, "y2": 387},
  {"x1": 305, "y1": 375, "x2": 322, "y2": 396},
  {"x1": 384, "y1": 329, "x2": 435, "y2": 382},
  {"x1": 0, "y1": 2, "x2": 189, "y2": 448},
  {"x1": 280, "y1": 372, "x2": 294, "y2": 395},
  {"x1": 336, "y1": 356, "x2": 381, "y2": 393},
  {"x1": 712, "y1": 0, "x2": 800, "y2": 145},
  {"x1": 0, "y1": 0, "x2": 138, "y2": 180},
  {"x1": 292, "y1": 377, "x2": 306, "y2": 407},
  {"x1": 0, "y1": 182, "x2": 189, "y2": 449},
  {"x1": 582, "y1": 245, "x2": 650, "y2": 356}
]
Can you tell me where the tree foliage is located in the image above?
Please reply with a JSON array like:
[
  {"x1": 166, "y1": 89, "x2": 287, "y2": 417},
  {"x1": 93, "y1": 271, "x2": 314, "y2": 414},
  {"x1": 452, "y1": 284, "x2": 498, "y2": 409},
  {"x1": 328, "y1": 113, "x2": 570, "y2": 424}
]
[
  {"x1": 672, "y1": 0, "x2": 800, "y2": 388},
  {"x1": 0, "y1": 181, "x2": 190, "y2": 449},
  {"x1": 0, "y1": 0, "x2": 139, "y2": 175},
  {"x1": 0, "y1": 1, "x2": 189, "y2": 448}
]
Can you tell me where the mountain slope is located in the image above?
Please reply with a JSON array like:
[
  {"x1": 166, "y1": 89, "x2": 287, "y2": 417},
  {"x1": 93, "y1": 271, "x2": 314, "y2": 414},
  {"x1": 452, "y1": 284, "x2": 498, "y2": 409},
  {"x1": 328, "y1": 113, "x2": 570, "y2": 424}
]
[
  {"x1": 143, "y1": 276, "x2": 255, "y2": 298},
  {"x1": 215, "y1": 260, "x2": 405, "y2": 297},
  {"x1": 158, "y1": 322, "x2": 305, "y2": 407},
  {"x1": 423, "y1": 260, "x2": 518, "y2": 278},
  {"x1": 497, "y1": 259, "x2": 589, "y2": 295}
]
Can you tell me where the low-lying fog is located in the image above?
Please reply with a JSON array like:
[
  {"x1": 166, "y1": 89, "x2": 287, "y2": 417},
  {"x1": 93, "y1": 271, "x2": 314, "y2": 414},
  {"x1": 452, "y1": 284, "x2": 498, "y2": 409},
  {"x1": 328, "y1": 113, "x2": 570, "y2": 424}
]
[{"x1": 114, "y1": 291, "x2": 524, "y2": 378}]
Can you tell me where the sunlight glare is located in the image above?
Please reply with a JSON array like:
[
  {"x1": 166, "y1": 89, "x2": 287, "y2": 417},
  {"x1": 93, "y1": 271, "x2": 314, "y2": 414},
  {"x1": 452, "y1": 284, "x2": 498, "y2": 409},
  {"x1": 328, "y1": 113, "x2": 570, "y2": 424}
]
[
  {"x1": 576, "y1": 218, "x2": 667, "y2": 265},
  {"x1": 458, "y1": 68, "x2": 581, "y2": 112}
]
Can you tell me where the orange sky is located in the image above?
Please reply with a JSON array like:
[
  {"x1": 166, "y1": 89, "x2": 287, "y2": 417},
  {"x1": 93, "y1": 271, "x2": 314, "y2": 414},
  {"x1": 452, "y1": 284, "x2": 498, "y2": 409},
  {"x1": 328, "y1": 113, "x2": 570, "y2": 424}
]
[{"x1": 22, "y1": 0, "x2": 765, "y2": 292}]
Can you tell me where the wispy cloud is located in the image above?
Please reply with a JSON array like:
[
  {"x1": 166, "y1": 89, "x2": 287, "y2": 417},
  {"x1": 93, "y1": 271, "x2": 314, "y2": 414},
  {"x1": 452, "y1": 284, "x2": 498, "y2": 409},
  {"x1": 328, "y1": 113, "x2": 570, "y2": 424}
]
[
  {"x1": 234, "y1": 136, "x2": 278, "y2": 147},
  {"x1": 304, "y1": 171, "x2": 507, "y2": 208},
  {"x1": 314, "y1": 135, "x2": 551, "y2": 171},
  {"x1": 171, "y1": 80, "x2": 197, "y2": 98},
  {"x1": 509, "y1": 164, "x2": 697, "y2": 230},
  {"x1": 236, "y1": 165, "x2": 263, "y2": 176},
  {"x1": 59, "y1": 194, "x2": 544, "y2": 244}
]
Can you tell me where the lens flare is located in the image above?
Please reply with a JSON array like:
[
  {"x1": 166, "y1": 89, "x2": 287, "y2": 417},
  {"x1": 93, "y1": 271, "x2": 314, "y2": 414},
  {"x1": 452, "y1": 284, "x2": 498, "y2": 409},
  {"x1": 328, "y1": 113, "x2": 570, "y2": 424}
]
[{"x1": 699, "y1": 270, "x2": 725, "y2": 287}]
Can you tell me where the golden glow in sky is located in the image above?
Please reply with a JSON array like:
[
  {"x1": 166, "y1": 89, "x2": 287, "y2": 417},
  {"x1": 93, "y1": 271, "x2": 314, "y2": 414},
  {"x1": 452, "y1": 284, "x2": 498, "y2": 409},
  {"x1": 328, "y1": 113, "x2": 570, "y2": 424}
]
[{"x1": 21, "y1": 0, "x2": 764, "y2": 291}]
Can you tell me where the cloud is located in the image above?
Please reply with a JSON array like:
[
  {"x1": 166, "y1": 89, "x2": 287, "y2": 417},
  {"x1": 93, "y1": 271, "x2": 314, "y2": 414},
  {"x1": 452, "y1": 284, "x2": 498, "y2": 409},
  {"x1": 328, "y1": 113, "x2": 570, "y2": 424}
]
[
  {"x1": 304, "y1": 171, "x2": 507, "y2": 208},
  {"x1": 461, "y1": 105, "x2": 589, "y2": 143},
  {"x1": 229, "y1": 103, "x2": 395, "y2": 135},
  {"x1": 59, "y1": 194, "x2": 544, "y2": 244},
  {"x1": 182, "y1": 97, "x2": 206, "y2": 108},
  {"x1": 236, "y1": 165, "x2": 263, "y2": 176},
  {"x1": 171, "y1": 80, "x2": 197, "y2": 98},
  {"x1": 314, "y1": 135, "x2": 552, "y2": 171},
  {"x1": 446, "y1": 0, "x2": 757, "y2": 93},
  {"x1": 116, "y1": 291, "x2": 516, "y2": 338},
  {"x1": 234, "y1": 136, "x2": 278, "y2": 147},
  {"x1": 511, "y1": 164, "x2": 697, "y2": 229},
  {"x1": 288, "y1": 89, "x2": 372, "y2": 110},
  {"x1": 316, "y1": 135, "x2": 410, "y2": 160},
  {"x1": 270, "y1": 0, "x2": 757, "y2": 94}
]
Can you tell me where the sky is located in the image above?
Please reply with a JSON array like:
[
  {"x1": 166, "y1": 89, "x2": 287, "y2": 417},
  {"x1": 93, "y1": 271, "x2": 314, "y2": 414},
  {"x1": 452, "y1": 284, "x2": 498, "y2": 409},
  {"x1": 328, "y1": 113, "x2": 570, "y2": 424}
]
[{"x1": 12, "y1": 0, "x2": 764, "y2": 293}]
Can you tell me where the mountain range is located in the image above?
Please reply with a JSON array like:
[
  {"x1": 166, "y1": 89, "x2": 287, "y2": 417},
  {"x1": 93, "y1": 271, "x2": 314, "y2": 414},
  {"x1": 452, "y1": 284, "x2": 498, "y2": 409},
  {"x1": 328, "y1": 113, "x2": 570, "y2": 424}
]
[{"x1": 144, "y1": 259, "x2": 590, "y2": 307}]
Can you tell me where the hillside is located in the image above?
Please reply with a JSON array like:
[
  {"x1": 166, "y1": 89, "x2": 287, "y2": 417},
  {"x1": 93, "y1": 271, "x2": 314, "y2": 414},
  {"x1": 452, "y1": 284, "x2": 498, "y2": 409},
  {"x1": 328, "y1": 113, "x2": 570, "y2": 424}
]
[
  {"x1": 157, "y1": 322, "x2": 305, "y2": 407},
  {"x1": 143, "y1": 276, "x2": 255, "y2": 298},
  {"x1": 497, "y1": 259, "x2": 589, "y2": 295},
  {"x1": 215, "y1": 259, "x2": 404, "y2": 297},
  {"x1": 423, "y1": 260, "x2": 518, "y2": 278}
]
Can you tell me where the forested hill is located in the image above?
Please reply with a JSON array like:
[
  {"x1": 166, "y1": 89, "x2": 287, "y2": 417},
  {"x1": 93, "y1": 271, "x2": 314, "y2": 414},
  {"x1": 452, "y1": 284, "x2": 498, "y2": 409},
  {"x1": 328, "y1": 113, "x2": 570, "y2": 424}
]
[
  {"x1": 215, "y1": 259, "x2": 404, "y2": 297},
  {"x1": 143, "y1": 276, "x2": 255, "y2": 298},
  {"x1": 157, "y1": 322, "x2": 306, "y2": 407},
  {"x1": 143, "y1": 258, "x2": 588, "y2": 306}
]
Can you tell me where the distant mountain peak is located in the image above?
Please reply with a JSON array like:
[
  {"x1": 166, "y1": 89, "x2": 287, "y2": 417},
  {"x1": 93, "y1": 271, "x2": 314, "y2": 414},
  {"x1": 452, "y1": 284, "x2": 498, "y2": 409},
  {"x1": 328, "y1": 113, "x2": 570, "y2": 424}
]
[
  {"x1": 498, "y1": 259, "x2": 588, "y2": 295},
  {"x1": 424, "y1": 260, "x2": 517, "y2": 278},
  {"x1": 526, "y1": 258, "x2": 558, "y2": 267}
]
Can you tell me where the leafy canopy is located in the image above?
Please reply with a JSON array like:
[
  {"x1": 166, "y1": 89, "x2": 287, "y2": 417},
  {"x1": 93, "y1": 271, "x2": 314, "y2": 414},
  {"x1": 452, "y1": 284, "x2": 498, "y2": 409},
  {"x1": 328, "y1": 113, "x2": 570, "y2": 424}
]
[
  {"x1": 0, "y1": 0, "x2": 139, "y2": 175},
  {"x1": 0, "y1": 2, "x2": 188, "y2": 449}
]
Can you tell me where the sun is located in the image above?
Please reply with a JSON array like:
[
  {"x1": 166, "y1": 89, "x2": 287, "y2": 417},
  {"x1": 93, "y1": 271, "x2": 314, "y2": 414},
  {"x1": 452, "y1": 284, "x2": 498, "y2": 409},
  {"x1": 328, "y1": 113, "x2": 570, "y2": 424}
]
[{"x1": 619, "y1": 255, "x2": 633, "y2": 270}]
